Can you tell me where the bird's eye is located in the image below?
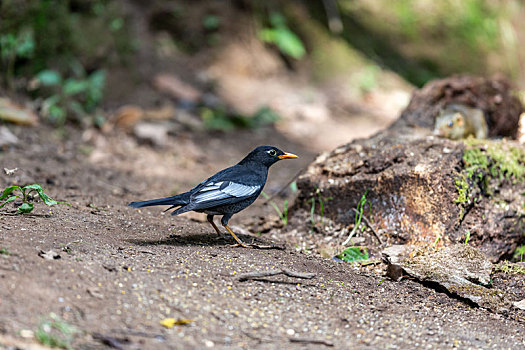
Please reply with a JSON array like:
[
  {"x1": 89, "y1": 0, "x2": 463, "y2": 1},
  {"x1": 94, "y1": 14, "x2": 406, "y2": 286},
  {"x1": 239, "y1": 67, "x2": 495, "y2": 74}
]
[{"x1": 268, "y1": 149, "x2": 277, "y2": 156}]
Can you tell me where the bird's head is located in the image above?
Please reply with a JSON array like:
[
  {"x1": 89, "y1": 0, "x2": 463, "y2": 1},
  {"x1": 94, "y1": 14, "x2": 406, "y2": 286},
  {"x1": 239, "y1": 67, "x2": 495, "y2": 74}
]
[{"x1": 240, "y1": 145, "x2": 298, "y2": 167}]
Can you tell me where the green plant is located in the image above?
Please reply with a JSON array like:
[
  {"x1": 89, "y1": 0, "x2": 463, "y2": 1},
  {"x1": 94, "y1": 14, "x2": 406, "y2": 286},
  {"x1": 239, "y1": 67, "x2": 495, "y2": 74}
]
[
  {"x1": 432, "y1": 233, "x2": 442, "y2": 249},
  {"x1": 358, "y1": 64, "x2": 380, "y2": 93},
  {"x1": 261, "y1": 191, "x2": 288, "y2": 225},
  {"x1": 0, "y1": 29, "x2": 35, "y2": 89},
  {"x1": 201, "y1": 106, "x2": 280, "y2": 131},
  {"x1": 309, "y1": 187, "x2": 333, "y2": 229},
  {"x1": 0, "y1": 184, "x2": 70, "y2": 214},
  {"x1": 335, "y1": 246, "x2": 369, "y2": 262},
  {"x1": 202, "y1": 15, "x2": 220, "y2": 31},
  {"x1": 259, "y1": 12, "x2": 306, "y2": 59},
  {"x1": 513, "y1": 245, "x2": 525, "y2": 263},
  {"x1": 464, "y1": 231, "x2": 471, "y2": 245},
  {"x1": 0, "y1": 247, "x2": 10, "y2": 255},
  {"x1": 342, "y1": 190, "x2": 369, "y2": 245},
  {"x1": 35, "y1": 313, "x2": 78, "y2": 350},
  {"x1": 453, "y1": 173, "x2": 473, "y2": 222},
  {"x1": 33, "y1": 67, "x2": 106, "y2": 126},
  {"x1": 1, "y1": 0, "x2": 132, "y2": 87}
]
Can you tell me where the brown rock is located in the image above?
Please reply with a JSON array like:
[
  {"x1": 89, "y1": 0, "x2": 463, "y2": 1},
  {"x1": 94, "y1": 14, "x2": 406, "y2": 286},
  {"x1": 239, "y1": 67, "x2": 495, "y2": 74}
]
[{"x1": 0, "y1": 98, "x2": 38, "y2": 126}]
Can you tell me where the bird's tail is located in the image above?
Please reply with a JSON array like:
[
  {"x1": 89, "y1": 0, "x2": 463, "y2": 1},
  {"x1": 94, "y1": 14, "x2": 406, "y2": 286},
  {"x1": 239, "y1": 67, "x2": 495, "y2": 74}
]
[{"x1": 128, "y1": 193, "x2": 189, "y2": 210}]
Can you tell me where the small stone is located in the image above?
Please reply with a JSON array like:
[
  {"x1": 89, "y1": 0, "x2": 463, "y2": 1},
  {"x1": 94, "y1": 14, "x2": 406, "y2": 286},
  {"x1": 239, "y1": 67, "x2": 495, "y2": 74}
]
[
  {"x1": 513, "y1": 299, "x2": 525, "y2": 310},
  {"x1": 19, "y1": 329, "x2": 34, "y2": 338},
  {"x1": 38, "y1": 250, "x2": 61, "y2": 260},
  {"x1": 133, "y1": 122, "x2": 170, "y2": 148},
  {"x1": 0, "y1": 126, "x2": 19, "y2": 147}
]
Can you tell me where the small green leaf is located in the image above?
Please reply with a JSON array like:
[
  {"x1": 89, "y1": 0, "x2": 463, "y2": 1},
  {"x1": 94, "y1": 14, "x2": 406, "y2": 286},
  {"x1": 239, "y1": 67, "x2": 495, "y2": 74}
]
[
  {"x1": 289, "y1": 181, "x2": 298, "y2": 194},
  {"x1": 23, "y1": 184, "x2": 43, "y2": 191},
  {"x1": 63, "y1": 79, "x2": 88, "y2": 96},
  {"x1": 335, "y1": 246, "x2": 369, "y2": 262},
  {"x1": 37, "y1": 70, "x2": 62, "y2": 86},
  {"x1": 17, "y1": 202, "x2": 34, "y2": 214},
  {"x1": 202, "y1": 15, "x2": 220, "y2": 30},
  {"x1": 86, "y1": 70, "x2": 106, "y2": 106},
  {"x1": 48, "y1": 104, "x2": 66, "y2": 124},
  {"x1": 0, "y1": 196, "x2": 18, "y2": 209},
  {"x1": 15, "y1": 30, "x2": 35, "y2": 58},
  {"x1": 259, "y1": 29, "x2": 276, "y2": 44},
  {"x1": 260, "y1": 27, "x2": 305, "y2": 59},
  {"x1": 0, "y1": 34, "x2": 17, "y2": 59},
  {"x1": 0, "y1": 186, "x2": 21, "y2": 200},
  {"x1": 110, "y1": 18, "x2": 124, "y2": 31},
  {"x1": 88, "y1": 70, "x2": 106, "y2": 90},
  {"x1": 24, "y1": 184, "x2": 59, "y2": 206},
  {"x1": 38, "y1": 191, "x2": 58, "y2": 206},
  {"x1": 251, "y1": 107, "x2": 280, "y2": 128}
]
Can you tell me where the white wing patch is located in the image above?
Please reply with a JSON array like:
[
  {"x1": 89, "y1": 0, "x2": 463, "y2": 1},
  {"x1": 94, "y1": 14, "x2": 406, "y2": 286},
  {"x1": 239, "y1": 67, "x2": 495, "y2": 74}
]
[
  {"x1": 221, "y1": 182, "x2": 260, "y2": 197},
  {"x1": 198, "y1": 181, "x2": 223, "y2": 192},
  {"x1": 193, "y1": 181, "x2": 260, "y2": 204}
]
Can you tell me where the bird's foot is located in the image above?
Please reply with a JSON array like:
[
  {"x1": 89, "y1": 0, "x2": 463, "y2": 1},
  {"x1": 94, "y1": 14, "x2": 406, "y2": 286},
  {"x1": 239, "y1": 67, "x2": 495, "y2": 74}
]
[
  {"x1": 229, "y1": 242, "x2": 250, "y2": 248},
  {"x1": 248, "y1": 243, "x2": 285, "y2": 250},
  {"x1": 229, "y1": 242, "x2": 285, "y2": 250}
]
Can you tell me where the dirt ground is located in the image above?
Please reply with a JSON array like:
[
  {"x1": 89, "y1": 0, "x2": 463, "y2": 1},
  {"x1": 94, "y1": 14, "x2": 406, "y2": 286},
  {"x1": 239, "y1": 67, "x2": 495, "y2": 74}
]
[{"x1": 0, "y1": 123, "x2": 524, "y2": 350}]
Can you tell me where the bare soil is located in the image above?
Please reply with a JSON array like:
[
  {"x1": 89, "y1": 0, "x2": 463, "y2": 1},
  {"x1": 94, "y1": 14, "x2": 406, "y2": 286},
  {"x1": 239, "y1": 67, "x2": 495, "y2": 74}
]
[{"x1": 1, "y1": 124, "x2": 524, "y2": 350}]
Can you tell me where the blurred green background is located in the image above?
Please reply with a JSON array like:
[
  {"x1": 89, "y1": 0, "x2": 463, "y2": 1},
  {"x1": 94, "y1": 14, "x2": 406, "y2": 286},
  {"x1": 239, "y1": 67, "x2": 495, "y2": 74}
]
[{"x1": 1, "y1": 0, "x2": 524, "y2": 127}]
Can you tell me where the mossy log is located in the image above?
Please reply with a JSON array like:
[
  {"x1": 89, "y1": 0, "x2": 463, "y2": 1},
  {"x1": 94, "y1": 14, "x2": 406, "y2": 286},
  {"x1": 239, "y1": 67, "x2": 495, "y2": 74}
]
[{"x1": 291, "y1": 76, "x2": 525, "y2": 262}]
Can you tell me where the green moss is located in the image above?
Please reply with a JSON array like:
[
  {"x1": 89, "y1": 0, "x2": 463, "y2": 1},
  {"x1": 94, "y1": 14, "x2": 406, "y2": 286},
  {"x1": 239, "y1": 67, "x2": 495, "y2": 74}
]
[
  {"x1": 454, "y1": 173, "x2": 469, "y2": 204},
  {"x1": 462, "y1": 147, "x2": 489, "y2": 181},
  {"x1": 463, "y1": 139, "x2": 525, "y2": 183},
  {"x1": 454, "y1": 171, "x2": 472, "y2": 221},
  {"x1": 453, "y1": 140, "x2": 525, "y2": 213},
  {"x1": 493, "y1": 261, "x2": 525, "y2": 274}
]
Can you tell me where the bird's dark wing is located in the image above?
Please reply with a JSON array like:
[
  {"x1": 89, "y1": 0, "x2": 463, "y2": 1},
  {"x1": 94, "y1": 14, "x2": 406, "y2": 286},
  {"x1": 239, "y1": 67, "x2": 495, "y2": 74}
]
[
  {"x1": 190, "y1": 180, "x2": 261, "y2": 209},
  {"x1": 188, "y1": 166, "x2": 235, "y2": 193}
]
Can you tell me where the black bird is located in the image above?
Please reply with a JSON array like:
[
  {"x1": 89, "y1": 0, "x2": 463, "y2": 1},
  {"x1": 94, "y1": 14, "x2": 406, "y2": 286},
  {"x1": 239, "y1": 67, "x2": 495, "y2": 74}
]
[{"x1": 128, "y1": 146, "x2": 298, "y2": 247}]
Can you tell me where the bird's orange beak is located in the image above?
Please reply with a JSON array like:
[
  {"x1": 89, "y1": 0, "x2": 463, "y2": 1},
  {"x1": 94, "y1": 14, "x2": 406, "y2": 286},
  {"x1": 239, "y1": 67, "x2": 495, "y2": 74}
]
[{"x1": 278, "y1": 152, "x2": 298, "y2": 159}]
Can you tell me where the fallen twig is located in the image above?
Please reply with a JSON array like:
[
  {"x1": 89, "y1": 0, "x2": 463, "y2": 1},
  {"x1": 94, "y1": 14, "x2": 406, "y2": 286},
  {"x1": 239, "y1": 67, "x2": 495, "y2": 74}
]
[
  {"x1": 92, "y1": 332, "x2": 129, "y2": 350},
  {"x1": 110, "y1": 329, "x2": 165, "y2": 340},
  {"x1": 238, "y1": 268, "x2": 316, "y2": 282},
  {"x1": 240, "y1": 329, "x2": 275, "y2": 344},
  {"x1": 139, "y1": 250, "x2": 156, "y2": 255},
  {"x1": 289, "y1": 337, "x2": 334, "y2": 347}
]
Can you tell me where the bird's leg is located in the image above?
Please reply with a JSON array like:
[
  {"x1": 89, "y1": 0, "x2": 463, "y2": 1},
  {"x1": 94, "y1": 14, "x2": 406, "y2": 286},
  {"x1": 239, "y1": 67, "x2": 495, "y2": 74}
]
[
  {"x1": 220, "y1": 214, "x2": 248, "y2": 248},
  {"x1": 207, "y1": 215, "x2": 223, "y2": 238},
  {"x1": 223, "y1": 224, "x2": 249, "y2": 248},
  {"x1": 223, "y1": 225, "x2": 284, "y2": 250}
]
